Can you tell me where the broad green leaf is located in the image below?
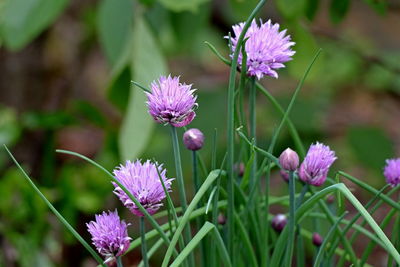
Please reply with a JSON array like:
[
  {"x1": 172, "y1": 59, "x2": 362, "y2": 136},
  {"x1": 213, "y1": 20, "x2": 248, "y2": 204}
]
[
  {"x1": 96, "y1": 0, "x2": 133, "y2": 65},
  {"x1": 330, "y1": 0, "x2": 351, "y2": 24},
  {"x1": 347, "y1": 126, "x2": 394, "y2": 172},
  {"x1": 158, "y1": 0, "x2": 210, "y2": 12},
  {"x1": 0, "y1": 0, "x2": 68, "y2": 50},
  {"x1": 0, "y1": 106, "x2": 21, "y2": 146},
  {"x1": 119, "y1": 17, "x2": 167, "y2": 160},
  {"x1": 305, "y1": 0, "x2": 319, "y2": 20},
  {"x1": 363, "y1": 0, "x2": 387, "y2": 15}
]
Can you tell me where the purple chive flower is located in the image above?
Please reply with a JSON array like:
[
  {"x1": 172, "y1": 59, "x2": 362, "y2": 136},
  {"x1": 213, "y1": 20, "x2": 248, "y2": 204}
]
[
  {"x1": 299, "y1": 142, "x2": 337, "y2": 187},
  {"x1": 280, "y1": 170, "x2": 290, "y2": 183},
  {"x1": 112, "y1": 160, "x2": 174, "y2": 216},
  {"x1": 227, "y1": 19, "x2": 295, "y2": 79},
  {"x1": 183, "y1": 128, "x2": 204, "y2": 151},
  {"x1": 279, "y1": 148, "x2": 299, "y2": 171},
  {"x1": 86, "y1": 210, "x2": 131, "y2": 261},
  {"x1": 383, "y1": 158, "x2": 400, "y2": 187},
  {"x1": 146, "y1": 75, "x2": 197, "y2": 127}
]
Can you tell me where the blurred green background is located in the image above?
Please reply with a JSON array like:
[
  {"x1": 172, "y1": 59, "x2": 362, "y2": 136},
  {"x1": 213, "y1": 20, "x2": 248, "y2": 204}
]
[{"x1": 1, "y1": 0, "x2": 399, "y2": 266}]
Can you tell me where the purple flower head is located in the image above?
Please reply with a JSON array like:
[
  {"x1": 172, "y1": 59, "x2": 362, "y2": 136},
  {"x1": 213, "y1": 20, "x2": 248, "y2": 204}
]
[
  {"x1": 227, "y1": 19, "x2": 295, "y2": 79},
  {"x1": 183, "y1": 128, "x2": 205, "y2": 151},
  {"x1": 299, "y1": 142, "x2": 337, "y2": 187},
  {"x1": 86, "y1": 210, "x2": 131, "y2": 261},
  {"x1": 383, "y1": 158, "x2": 400, "y2": 187},
  {"x1": 113, "y1": 160, "x2": 174, "y2": 216},
  {"x1": 146, "y1": 75, "x2": 197, "y2": 127}
]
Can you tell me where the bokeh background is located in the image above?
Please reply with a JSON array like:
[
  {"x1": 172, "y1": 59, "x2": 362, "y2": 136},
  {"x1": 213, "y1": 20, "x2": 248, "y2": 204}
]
[{"x1": 1, "y1": 0, "x2": 399, "y2": 266}]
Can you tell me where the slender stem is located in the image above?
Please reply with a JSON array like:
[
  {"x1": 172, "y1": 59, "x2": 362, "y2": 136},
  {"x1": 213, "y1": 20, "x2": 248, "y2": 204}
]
[
  {"x1": 192, "y1": 151, "x2": 200, "y2": 193},
  {"x1": 226, "y1": 1, "x2": 267, "y2": 259},
  {"x1": 140, "y1": 217, "x2": 149, "y2": 267},
  {"x1": 170, "y1": 126, "x2": 194, "y2": 266},
  {"x1": 170, "y1": 126, "x2": 188, "y2": 211},
  {"x1": 285, "y1": 171, "x2": 296, "y2": 266},
  {"x1": 117, "y1": 257, "x2": 123, "y2": 267},
  {"x1": 249, "y1": 76, "x2": 257, "y2": 190}
]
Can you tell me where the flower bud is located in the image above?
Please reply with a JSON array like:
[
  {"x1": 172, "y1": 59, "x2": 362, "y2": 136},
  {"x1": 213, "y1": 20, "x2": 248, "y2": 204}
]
[
  {"x1": 234, "y1": 162, "x2": 245, "y2": 177},
  {"x1": 183, "y1": 128, "x2": 204, "y2": 151},
  {"x1": 271, "y1": 214, "x2": 287, "y2": 233},
  {"x1": 279, "y1": 148, "x2": 299, "y2": 171},
  {"x1": 218, "y1": 214, "x2": 226, "y2": 225},
  {"x1": 312, "y1": 232, "x2": 323, "y2": 247}
]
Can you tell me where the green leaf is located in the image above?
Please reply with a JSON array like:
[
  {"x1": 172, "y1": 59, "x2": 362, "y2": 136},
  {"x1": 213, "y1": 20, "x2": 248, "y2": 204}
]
[
  {"x1": 276, "y1": 0, "x2": 306, "y2": 19},
  {"x1": 330, "y1": 0, "x2": 350, "y2": 24},
  {"x1": 0, "y1": 106, "x2": 21, "y2": 146},
  {"x1": 347, "y1": 126, "x2": 394, "y2": 172},
  {"x1": 305, "y1": 0, "x2": 319, "y2": 21},
  {"x1": 158, "y1": 0, "x2": 210, "y2": 12},
  {"x1": 119, "y1": 17, "x2": 167, "y2": 160},
  {"x1": 96, "y1": 0, "x2": 133, "y2": 65},
  {"x1": 229, "y1": 0, "x2": 260, "y2": 20},
  {"x1": 0, "y1": 0, "x2": 68, "y2": 50}
]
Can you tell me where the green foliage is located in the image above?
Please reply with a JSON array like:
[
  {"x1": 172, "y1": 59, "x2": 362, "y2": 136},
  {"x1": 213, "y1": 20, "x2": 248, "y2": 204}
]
[
  {"x1": 97, "y1": 0, "x2": 133, "y2": 66},
  {"x1": 158, "y1": 0, "x2": 210, "y2": 12},
  {"x1": 347, "y1": 126, "x2": 394, "y2": 173},
  {"x1": 330, "y1": 0, "x2": 351, "y2": 24},
  {"x1": 0, "y1": 0, "x2": 68, "y2": 50},
  {"x1": 119, "y1": 17, "x2": 167, "y2": 161}
]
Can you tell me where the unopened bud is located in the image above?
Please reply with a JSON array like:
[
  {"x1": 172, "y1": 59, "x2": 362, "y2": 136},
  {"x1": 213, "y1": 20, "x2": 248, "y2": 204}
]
[
  {"x1": 312, "y1": 232, "x2": 323, "y2": 247},
  {"x1": 234, "y1": 162, "x2": 245, "y2": 177},
  {"x1": 218, "y1": 214, "x2": 226, "y2": 225},
  {"x1": 271, "y1": 214, "x2": 287, "y2": 233},
  {"x1": 279, "y1": 148, "x2": 299, "y2": 171},
  {"x1": 183, "y1": 128, "x2": 204, "y2": 151},
  {"x1": 280, "y1": 170, "x2": 289, "y2": 183}
]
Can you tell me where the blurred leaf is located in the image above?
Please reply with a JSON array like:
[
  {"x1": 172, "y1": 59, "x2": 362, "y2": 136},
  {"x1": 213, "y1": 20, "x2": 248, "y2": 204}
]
[
  {"x1": 229, "y1": 0, "x2": 259, "y2": 20},
  {"x1": 329, "y1": 0, "x2": 350, "y2": 24},
  {"x1": 72, "y1": 100, "x2": 108, "y2": 127},
  {"x1": 305, "y1": 0, "x2": 319, "y2": 21},
  {"x1": 119, "y1": 17, "x2": 167, "y2": 160},
  {"x1": 107, "y1": 67, "x2": 132, "y2": 111},
  {"x1": 363, "y1": 0, "x2": 387, "y2": 15},
  {"x1": 21, "y1": 111, "x2": 73, "y2": 130},
  {"x1": 97, "y1": 0, "x2": 133, "y2": 65},
  {"x1": 158, "y1": 0, "x2": 210, "y2": 12},
  {"x1": 364, "y1": 64, "x2": 393, "y2": 91},
  {"x1": 347, "y1": 126, "x2": 394, "y2": 172},
  {"x1": 0, "y1": 106, "x2": 21, "y2": 146},
  {"x1": 286, "y1": 24, "x2": 322, "y2": 82},
  {"x1": 0, "y1": 0, "x2": 68, "y2": 50},
  {"x1": 276, "y1": 0, "x2": 306, "y2": 19}
]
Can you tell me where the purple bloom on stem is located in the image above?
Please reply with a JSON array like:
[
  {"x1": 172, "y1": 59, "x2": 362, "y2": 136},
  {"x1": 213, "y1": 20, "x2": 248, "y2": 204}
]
[
  {"x1": 113, "y1": 160, "x2": 173, "y2": 216},
  {"x1": 146, "y1": 75, "x2": 197, "y2": 127},
  {"x1": 383, "y1": 158, "x2": 400, "y2": 187},
  {"x1": 86, "y1": 210, "x2": 131, "y2": 261},
  {"x1": 299, "y1": 142, "x2": 337, "y2": 187},
  {"x1": 227, "y1": 19, "x2": 295, "y2": 79}
]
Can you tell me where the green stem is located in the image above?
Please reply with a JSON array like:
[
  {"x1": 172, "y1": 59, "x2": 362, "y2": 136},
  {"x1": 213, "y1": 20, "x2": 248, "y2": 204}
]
[
  {"x1": 285, "y1": 171, "x2": 296, "y2": 266},
  {"x1": 140, "y1": 217, "x2": 149, "y2": 267},
  {"x1": 170, "y1": 126, "x2": 194, "y2": 266},
  {"x1": 226, "y1": 1, "x2": 267, "y2": 259},
  {"x1": 117, "y1": 257, "x2": 123, "y2": 267},
  {"x1": 249, "y1": 76, "x2": 257, "y2": 190}
]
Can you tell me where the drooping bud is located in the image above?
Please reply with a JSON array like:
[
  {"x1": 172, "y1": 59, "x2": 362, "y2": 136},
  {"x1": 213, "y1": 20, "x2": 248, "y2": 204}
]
[
  {"x1": 271, "y1": 214, "x2": 287, "y2": 233},
  {"x1": 279, "y1": 148, "x2": 299, "y2": 171},
  {"x1": 280, "y1": 170, "x2": 289, "y2": 183},
  {"x1": 183, "y1": 128, "x2": 204, "y2": 151},
  {"x1": 312, "y1": 232, "x2": 323, "y2": 247}
]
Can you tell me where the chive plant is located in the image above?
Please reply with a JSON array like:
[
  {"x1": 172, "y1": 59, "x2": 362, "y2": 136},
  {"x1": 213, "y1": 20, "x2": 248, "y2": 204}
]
[{"x1": 5, "y1": 0, "x2": 400, "y2": 266}]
